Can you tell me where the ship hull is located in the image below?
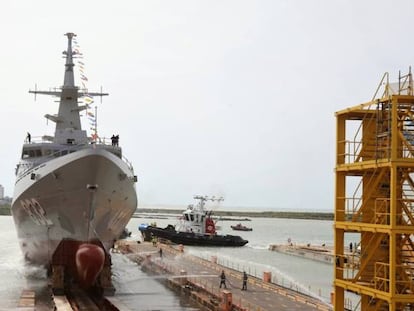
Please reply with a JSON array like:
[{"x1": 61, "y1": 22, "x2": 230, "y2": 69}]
[{"x1": 11, "y1": 148, "x2": 137, "y2": 266}]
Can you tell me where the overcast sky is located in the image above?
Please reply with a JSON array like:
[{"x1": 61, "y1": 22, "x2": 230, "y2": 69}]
[{"x1": 0, "y1": 1, "x2": 413, "y2": 210}]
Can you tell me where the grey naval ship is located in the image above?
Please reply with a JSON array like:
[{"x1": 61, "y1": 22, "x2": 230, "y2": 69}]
[{"x1": 11, "y1": 33, "x2": 137, "y2": 293}]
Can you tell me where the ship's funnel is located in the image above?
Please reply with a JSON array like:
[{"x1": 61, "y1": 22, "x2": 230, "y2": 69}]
[{"x1": 75, "y1": 243, "x2": 105, "y2": 288}]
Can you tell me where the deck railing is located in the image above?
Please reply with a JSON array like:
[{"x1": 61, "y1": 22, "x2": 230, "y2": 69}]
[{"x1": 17, "y1": 138, "x2": 135, "y2": 178}]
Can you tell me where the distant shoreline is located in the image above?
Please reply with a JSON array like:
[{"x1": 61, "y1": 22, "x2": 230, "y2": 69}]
[
  {"x1": 0, "y1": 205, "x2": 11, "y2": 216},
  {"x1": 136, "y1": 208, "x2": 334, "y2": 221},
  {"x1": 0, "y1": 205, "x2": 334, "y2": 221}
]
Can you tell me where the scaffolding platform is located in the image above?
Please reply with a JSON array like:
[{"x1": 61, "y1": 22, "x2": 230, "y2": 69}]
[{"x1": 335, "y1": 68, "x2": 414, "y2": 310}]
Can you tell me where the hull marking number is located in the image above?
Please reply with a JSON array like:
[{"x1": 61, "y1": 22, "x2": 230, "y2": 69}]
[{"x1": 20, "y1": 198, "x2": 53, "y2": 226}]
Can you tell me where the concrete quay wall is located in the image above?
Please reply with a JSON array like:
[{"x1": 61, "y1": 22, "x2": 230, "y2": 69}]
[
  {"x1": 115, "y1": 240, "x2": 332, "y2": 311},
  {"x1": 268, "y1": 244, "x2": 335, "y2": 264}
]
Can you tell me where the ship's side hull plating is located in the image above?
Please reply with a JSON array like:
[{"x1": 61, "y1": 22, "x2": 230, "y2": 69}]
[{"x1": 11, "y1": 148, "x2": 137, "y2": 265}]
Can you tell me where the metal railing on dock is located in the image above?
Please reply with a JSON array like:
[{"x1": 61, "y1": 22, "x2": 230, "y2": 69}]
[
  {"x1": 116, "y1": 241, "x2": 332, "y2": 311},
  {"x1": 193, "y1": 249, "x2": 332, "y2": 305}
]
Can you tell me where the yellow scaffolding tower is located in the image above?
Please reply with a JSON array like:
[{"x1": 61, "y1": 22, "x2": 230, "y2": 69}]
[{"x1": 335, "y1": 68, "x2": 414, "y2": 311}]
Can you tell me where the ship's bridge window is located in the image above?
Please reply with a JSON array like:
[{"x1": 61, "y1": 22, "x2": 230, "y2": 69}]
[
  {"x1": 184, "y1": 214, "x2": 189, "y2": 221},
  {"x1": 190, "y1": 214, "x2": 194, "y2": 221},
  {"x1": 22, "y1": 149, "x2": 29, "y2": 159},
  {"x1": 22, "y1": 149, "x2": 42, "y2": 158},
  {"x1": 43, "y1": 149, "x2": 52, "y2": 156}
]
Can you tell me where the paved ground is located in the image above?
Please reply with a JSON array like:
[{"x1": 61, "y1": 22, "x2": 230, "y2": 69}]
[{"x1": 116, "y1": 241, "x2": 332, "y2": 311}]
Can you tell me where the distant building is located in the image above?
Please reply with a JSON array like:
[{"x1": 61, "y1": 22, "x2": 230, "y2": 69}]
[{"x1": 0, "y1": 184, "x2": 4, "y2": 200}]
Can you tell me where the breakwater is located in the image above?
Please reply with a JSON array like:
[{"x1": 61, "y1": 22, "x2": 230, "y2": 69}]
[
  {"x1": 269, "y1": 244, "x2": 335, "y2": 264},
  {"x1": 135, "y1": 208, "x2": 333, "y2": 221}
]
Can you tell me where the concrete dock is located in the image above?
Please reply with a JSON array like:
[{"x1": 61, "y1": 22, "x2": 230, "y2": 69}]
[
  {"x1": 268, "y1": 244, "x2": 360, "y2": 270},
  {"x1": 268, "y1": 244, "x2": 335, "y2": 264},
  {"x1": 115, "y1": 240, "x2": 333, "y2": 311}
]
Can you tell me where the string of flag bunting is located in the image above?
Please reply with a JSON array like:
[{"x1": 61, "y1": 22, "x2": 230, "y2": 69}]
[{"x1": 72, "y1": 36, "x2": 98, "y2": 141}]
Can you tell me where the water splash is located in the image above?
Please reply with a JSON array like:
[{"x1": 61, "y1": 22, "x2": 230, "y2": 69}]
[
  {"x1": 120, "y1": 274, "x2": 218, "y2": 285},
  {"x1": 111, "y1": 253, "x2": 200, "y2": 310},
  {"x1": 186, "y1": 247, "x2": 330, "y2": 304}
]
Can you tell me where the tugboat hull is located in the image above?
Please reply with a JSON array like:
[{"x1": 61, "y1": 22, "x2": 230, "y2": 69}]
[{"x1": 139, "y1": 225, "x2": 248, "y2": 247}]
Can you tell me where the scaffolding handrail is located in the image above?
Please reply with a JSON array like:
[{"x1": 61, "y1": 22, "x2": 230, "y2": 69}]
[
  {"x1": 351, "y1": 72, "x2": 389, "y2": 164},
  {"x1": 399, "y1": 66, "x2": 413, "y2": 95},
  {"x1": 373, "y1": 72, "x2": 390, "y2": 100}
]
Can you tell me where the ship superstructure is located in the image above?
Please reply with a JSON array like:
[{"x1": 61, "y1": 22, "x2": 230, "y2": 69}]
[
  {"x1": 175, "y1": 195, "x2": 223, "y2": 234},
  {"x1": 11, "y1": 33, "x2": 137, "y2": 292}
]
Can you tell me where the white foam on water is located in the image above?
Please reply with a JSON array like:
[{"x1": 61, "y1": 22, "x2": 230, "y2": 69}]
[{"x1": 111, "y1": 252, "x2": 199, "y2": 310}]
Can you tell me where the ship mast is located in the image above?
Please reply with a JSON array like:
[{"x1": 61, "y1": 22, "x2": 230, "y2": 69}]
[
  {"x1": 54, "y1": 32, "x2": 83, "y2": 137},
  {"x1": 63, "y1": 32, "x2": 76, "y2": 88},
  {"x1": 29, "y1": 33, "x2": 108, "y2": 145}
]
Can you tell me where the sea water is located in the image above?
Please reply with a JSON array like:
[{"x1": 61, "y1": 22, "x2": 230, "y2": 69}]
[{"x1": 0, "y1": 214, "x2": 343, "y2": 310}]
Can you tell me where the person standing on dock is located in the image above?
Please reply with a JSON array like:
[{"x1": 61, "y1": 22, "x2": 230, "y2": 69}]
[
  {"x1": 219, "y1": 270, "x2": 227, "y2": 288},
  {"x1": 159, "y1": 247, "x2": 163, "y2": 259},
  {"x1": 242, "y1": 271, "x2": 248, "y2": 290}
]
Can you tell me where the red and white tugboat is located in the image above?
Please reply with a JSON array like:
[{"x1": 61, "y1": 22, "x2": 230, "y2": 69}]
[{"x1": 139, "y1": 195, "x2": 248, "y2": 246}]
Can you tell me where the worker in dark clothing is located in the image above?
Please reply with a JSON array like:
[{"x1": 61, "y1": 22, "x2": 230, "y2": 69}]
[
  {"x1": 219, "y1": 270, "x2": 227, "y2": 288},
  {"x1": 159, "y1": 248, "x2": 163, "y2": 259},
  {"x1": 242, "y1": 271, "x2": 248, "y2": 290},
  {"x1": 26, "y1": 132, "x2": 31, "y2": 143}
]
